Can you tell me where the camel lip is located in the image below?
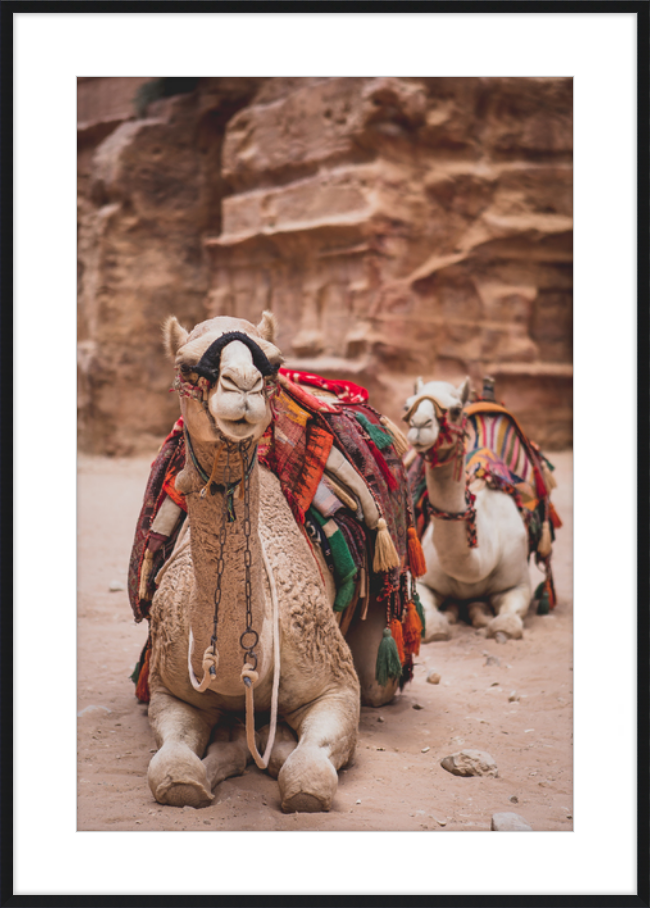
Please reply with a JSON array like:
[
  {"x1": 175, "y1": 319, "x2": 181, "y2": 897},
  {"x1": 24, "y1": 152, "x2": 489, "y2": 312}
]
[{"x1": 216, "y1": 416, "x2": 263, "y2": 440}]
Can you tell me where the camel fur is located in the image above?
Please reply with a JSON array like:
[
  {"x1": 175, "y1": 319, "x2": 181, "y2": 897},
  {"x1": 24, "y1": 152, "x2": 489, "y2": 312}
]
[
  {"x1": 144, "y1": 313, "x2": 397, "y2": 813},
  {"x1": 404, "y1": 377, "x2": 532, "y2": 642}
]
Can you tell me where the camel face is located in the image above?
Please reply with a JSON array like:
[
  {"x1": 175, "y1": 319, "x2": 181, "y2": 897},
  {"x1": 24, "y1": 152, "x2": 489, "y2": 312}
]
[
  {"x1": 404, "y1": 379, "x2": 468, "y2": 454},
  {"x1": 164, "y1": 314, "x2": 283, "y2": 444}
]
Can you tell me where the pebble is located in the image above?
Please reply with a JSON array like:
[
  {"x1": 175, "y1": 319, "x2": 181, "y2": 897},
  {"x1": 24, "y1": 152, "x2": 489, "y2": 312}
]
[
  {"x1": 495, "y1": 631, "x2": 508, "y2": 644},
  {"x1": 436, "y1": 818, "x2": 447, "y2": 827},
  {"x1": 440, "y1": 749, "x2": 498, "y2": 777},
  {"x1": 508, "y1": 691, "x2": 520, "y2": 702},
  {"x1": 356, "y1": 799, "x2": 361, "y2": 804},
  {"x1": 109, "y1": 580, "x2": 125, "y2": 592},
  {"x1": 183, "y1": 805, "x2": 196, "y2": 811},
  {"x1": 427, "y1": 672, "x2": 441, "y2": 685},
  {"x1": 483, "y1": 653, "x2": 500, "y2": 666},
  {"x1": 412, "y1": 703, "x2": 424, "y2": 710},
  {"x1": 421, "y1": 746, "x2": 430, "y2": 753},
  {"x1": 491, "y1": 812, "x2": 532, "y2": 831},
  {"x1": 377, "y1": 716, "x2": 384, "y2": 723},
  {"x1": 509, "y1": 795, "x2": 519, "y2": 803}
]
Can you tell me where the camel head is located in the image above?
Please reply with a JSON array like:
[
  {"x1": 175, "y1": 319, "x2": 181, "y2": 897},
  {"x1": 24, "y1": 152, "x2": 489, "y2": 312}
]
[
  {"x1": 164, "y1": 311, "x2": 283, "y2": 444},
  {"x1": 403, "y1": 376, "x2": 470, "y2": 454}
]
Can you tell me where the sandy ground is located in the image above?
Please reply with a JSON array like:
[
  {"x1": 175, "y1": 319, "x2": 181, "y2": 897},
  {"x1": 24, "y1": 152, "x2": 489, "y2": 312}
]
[{"x1": 77, "y1": 451, "x2": 572, "y2": 832}]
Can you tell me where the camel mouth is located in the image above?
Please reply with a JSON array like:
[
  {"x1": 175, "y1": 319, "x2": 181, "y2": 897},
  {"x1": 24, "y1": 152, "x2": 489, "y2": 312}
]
[{"x1": 217, "y1": 415, "x2": 263, "y2": 440}]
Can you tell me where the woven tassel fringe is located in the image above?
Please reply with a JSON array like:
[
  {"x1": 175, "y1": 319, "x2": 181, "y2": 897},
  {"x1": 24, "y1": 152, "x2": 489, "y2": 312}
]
[
  {"x1": 402, "y1": 599, "x2": 423, "y2": 656},
  {"x1": 390, "y1": 617, "x2": 405, "y2": 663},
  {"x1": 375, "y1": 627, "x2": 403, "y2": 686},
  {"x1": 380, "y1": 416, "x2": 410, "y2": 457},
  {"x1": 135, "y1": 644, "x2": 151, "y2": 703},
  {"x1": 407, "y1": 526, "x2": 427, "y2": 577},
  {"x1": 355, "y1": 412, "x2": 393, "y2": 451},
  {"x1": 373, "y1": 518, "x2": 400, "y2": 572},
  {"x1": 541, "y1": 459, "x2": 557, "y2": 491},
  {"x1": 138, "y1": 549, "x2": 154, "y2": 601},
  {"x1": 412, "y1": 589, "x2": 426, "y2": 638},
  {"x1": 537, "y1": 520, "x2": 552, "y2": 558}
]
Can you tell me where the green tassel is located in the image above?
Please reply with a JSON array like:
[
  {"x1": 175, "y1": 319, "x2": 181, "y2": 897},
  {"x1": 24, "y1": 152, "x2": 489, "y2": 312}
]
[
  {"x1": 412, "y1": 589, "x2": 426, "y2": 638},
  {"x1": 537, "y1": 591, "x2": 550, "y2": 615},
  {"x1": 130, "y1": 660, "x2": 141, "y2": 685},
  {"x1": 533, "y1": 580, "x2": 546, "y2": 601},
  {"x1": 375, "y1": 627, "x2": 403, "y2": 686},
  {"x1": 354, "y1": 412, "x2": 393, "y2": 451}
]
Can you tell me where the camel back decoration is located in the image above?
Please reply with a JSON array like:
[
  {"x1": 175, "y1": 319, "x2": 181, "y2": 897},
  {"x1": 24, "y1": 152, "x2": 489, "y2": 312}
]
[{"x1": 129, "y1": 368, "x2": 426, "y2": 703}]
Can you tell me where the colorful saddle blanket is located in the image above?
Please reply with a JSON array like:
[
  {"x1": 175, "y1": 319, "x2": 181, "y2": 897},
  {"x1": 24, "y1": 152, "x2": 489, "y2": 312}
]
[
  {"x1": 128, "y1": 369, "x2": 424, "y2": 701},
  {"x1": 408, "y1": 400, "x2": 562, "y2": 607}
]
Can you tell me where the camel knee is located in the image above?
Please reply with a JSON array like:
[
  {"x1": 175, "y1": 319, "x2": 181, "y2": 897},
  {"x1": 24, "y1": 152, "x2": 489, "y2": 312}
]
[{"x1": 148, "y1": 741, "x2": 214, "y2": 808}]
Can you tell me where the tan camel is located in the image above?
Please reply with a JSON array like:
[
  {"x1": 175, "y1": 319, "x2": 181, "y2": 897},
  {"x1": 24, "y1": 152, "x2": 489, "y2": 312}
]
[
  {"x1": 404, "y1": 378, "x2": 532, "y2": 642},
  {"x1": 145, "y1": 313, "x2": 397, "y2": 813}
]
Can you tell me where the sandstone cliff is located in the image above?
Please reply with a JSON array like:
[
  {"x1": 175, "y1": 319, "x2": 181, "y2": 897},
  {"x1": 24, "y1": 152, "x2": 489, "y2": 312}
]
[{"x1": 78, "y1": 77, "x2": 572, "y2": 454}]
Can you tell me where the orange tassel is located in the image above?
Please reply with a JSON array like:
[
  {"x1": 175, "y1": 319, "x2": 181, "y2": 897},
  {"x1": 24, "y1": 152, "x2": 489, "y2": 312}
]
[
  {"x1": 402, "y1": 600, "x2": 423, "y2": 656},
  {"x1": 135, "y1": 643, "x2": 151, "y2": 703},
  {"x1": 390, "y1": 618, "x2": 405, "y2": 664},
  {"x1": 407, "y1": 526, "x2": 427, "y2": 577}
]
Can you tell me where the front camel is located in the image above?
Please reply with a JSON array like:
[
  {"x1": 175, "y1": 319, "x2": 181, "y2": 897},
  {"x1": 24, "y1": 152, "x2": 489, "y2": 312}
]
[
  {"x1": 404, "y1": 377, "x2": 561, "y2": 643},
  {"x1": 128, "y1": 313, "x2": 425, "y2": 812}
]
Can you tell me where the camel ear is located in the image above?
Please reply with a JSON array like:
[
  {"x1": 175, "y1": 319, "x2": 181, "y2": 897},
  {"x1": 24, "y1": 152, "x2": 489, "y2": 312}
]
[
  {"x1": 257, "y1": 310, "x2": 277, "y2": 343},
  {"x1": 163, "y1": 316, "x2": 189, "y2": 360},
  {"x1": 414, "y1": 376, "x2": 424, "y2": 394},
  {"x1": 458, "y1": 376, "x2": 471, "y2": 405}
]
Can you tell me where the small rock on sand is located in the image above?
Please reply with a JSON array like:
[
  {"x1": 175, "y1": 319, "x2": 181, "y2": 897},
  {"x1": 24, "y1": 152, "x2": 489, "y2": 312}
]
[
  {"x1": 440, "y1": 749, "x2": 498, "y2": 777},
  {"x1": 491, "y1": 812, "x2": 532, "y2": 831},
  {"x1": 427, "y1": 672, "x2": 441, "y2": 685},
  {"x1": 108, "y1": 580, "x2": 125, "y2": 592}
]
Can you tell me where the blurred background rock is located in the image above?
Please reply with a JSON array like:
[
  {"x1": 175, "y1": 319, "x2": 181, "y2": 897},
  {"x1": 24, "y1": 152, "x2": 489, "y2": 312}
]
[{"x1": 77, "y1": 77, "x2": 572, "y2": 455}]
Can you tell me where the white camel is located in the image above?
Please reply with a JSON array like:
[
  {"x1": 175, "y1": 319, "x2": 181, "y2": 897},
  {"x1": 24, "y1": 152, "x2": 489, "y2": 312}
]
[
  {"x1": 144, "y1": 312, "x2": 397, "y2": 814},
  {"x1": 404, "y1": 377, "x2": 532, "y2": 642}
]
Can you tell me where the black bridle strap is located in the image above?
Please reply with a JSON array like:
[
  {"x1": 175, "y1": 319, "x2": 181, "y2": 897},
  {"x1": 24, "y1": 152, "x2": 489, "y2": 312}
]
[{"x1": 194, "y1": 331, "x2": 278, "y2": 384}]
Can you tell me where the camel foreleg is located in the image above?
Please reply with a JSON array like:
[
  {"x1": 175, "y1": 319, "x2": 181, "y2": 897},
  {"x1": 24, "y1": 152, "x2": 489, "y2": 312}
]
[
  {"x1": 147, "y1": 688, "x2": 218, "y2": 808},
  {"x1": 417, "y1": 582, "x2": 452, "y2": 642},
  {"x1": 279, "y1": 688, "x2": 359, "y2": 813},
  {"x1": 486, "y1": 583, "x2": 531, "y2": 639}
]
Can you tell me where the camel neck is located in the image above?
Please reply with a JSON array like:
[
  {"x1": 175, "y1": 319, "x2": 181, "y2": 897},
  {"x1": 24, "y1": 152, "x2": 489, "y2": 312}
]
[
  {"x1": 182, "y1": 437, "x2": 270, "y2": 697},
  {"x1": 425, "y1": 456, "x2": 467, "y2": 514}
]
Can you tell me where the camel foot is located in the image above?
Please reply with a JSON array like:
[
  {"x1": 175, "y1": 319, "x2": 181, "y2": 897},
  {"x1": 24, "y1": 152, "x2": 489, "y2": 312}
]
[
  {"x1": 445, "y1": 603, "x2": 460, "y2": 625},
  {"x1": 422, "y1": 610, "x2": 451, "y2": 643},
  {"x1": 148, "y1": 742, "x2": 214, "y2": 808},
  {"x1": 278, "y1": 746, "x2": 338, "y2": 813},
  {"x1": 486, "y1": 613, "x2": 524, "y2": 640},
  {"x1": 468, "y1": 601, "x2": 492, "y2": 628}
]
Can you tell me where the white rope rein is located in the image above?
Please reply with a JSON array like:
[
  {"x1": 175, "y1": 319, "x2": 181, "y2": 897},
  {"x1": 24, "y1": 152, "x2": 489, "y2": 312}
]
[{"x1": 185, "y1": 532, "x2": 281, "y2": 771}]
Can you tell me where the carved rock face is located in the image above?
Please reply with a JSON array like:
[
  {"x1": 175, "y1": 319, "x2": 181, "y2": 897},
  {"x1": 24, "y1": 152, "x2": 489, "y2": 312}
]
[{"x1": 77, "y1": 77, "x2": 572, "y2": 454}]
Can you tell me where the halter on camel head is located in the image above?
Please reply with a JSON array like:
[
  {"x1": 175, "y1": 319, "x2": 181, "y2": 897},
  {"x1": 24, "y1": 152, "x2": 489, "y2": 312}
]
[
  {"x1": 402, "y1": 392, "x2": 468, "y2": 482},
  {"x1": 172, "y1": 330, "x2": 281, "y2": 408}
]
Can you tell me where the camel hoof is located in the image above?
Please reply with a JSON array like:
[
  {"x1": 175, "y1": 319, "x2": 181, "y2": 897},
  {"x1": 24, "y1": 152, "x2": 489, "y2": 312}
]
[
  {"x1": 468, "y1": 602, "x2": 492, "y2": 628},
  {"x1": 422, "y1": 613, "x2": 451, "y2": 643},
  {"x1": 486, "y1": 613, "x2": 524, "y2": 640},
  {"x1": 148, "y1": 743, "x2": 214, "y2": 808},
  {"x1": 278, "y1": 747, "x2": 338, "y2": 813},
  {"x1": 445, "y1": 604, "x2": 460, "y2": 625},
  {"x1": 281, "y1": 792, "x2": 329, "y2": 814},
  {"x1": 157, "y1": 781, "x2": 214, "y2": 809}
]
